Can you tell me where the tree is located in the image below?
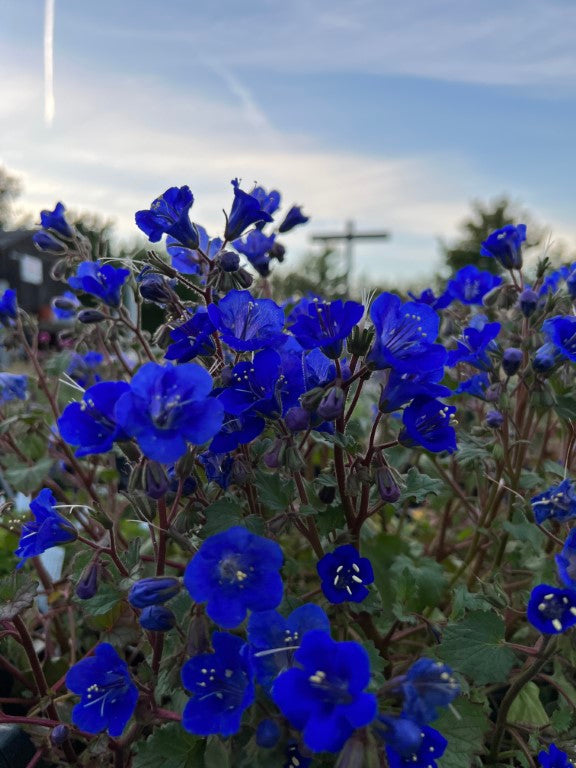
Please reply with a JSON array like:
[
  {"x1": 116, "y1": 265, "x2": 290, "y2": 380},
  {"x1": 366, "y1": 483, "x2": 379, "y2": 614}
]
[
  {"x1": 270, "y1": 248, "x2": 350, "y2": 301},
  {"x1": 0, "y1": 166, "x2": 22, "y2": 230}
]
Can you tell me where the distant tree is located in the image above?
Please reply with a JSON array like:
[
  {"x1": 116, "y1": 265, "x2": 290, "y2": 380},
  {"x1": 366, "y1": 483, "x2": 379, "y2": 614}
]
[
  {"x1": 270, "y1": 248, "x2": 349, "y2": 301},
  {"x1": 0, "y1": 166, "x2": 22, "y2": 230}
]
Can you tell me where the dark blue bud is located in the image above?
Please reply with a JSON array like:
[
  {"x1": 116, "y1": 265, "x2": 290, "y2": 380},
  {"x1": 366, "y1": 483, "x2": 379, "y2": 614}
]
[
  {"x1": 139, "y1": 605, "x2": 176, "y2": 632},
  {"x1": 485, "y1": 383, "x2": 501, "y2": 402},
  {"x1": 284, "y1": 406, "x2": 310, "y2": 432},
  {"x1": 217, "y1": 250, "x2": 240, "y2": 272},
  {"x1": 532, "y1": 342, "x2": 559, "y2": 374},
  {"x1": 138, "y1": 271, "x2": 177, "y2": 305},
  {"x1": 486, "y1": 410, "x2": 504, "y2": 429},
  {"x1": 128, "y1": 577, "x2": 181, "y2": 608},
  {"x1": 318, "y1": 485, "x2": 336, "y2": 504},
  {"x1": 263, "y1": 438, "x2": 285, "y2": 469},
  {"x1": 77, "y1": 309, "x2": 107, "y2": 324},
  {"x1": 376, "y1": 466, "x2": 401, "y2": 503},
  {"x1": 269, "y1": 242, "x2": 286, "y2": 262},
  {"x1": 50, "y1": 724, "x2": 70, "y2": 746},
  {"x1": 518, "y1": 288, "x2": 539, "y2": 317},
  {"x1": 33, "y1": 230, "x2": 68, "y2": 255},
  {"x1": 502, "y1": 347, "x2": 523, "y2": 376},
  {"x1": 144, "y1": 461, "x2": 169, "y2": 500},
  {"x1": 75, "y1": 562, "x2": 99, "y2": 600},
  {"x1": 317, "y1": 386, "x2": 345, "y2": 420},
  {"x1": 256, "y1": 719, "x2": 280, "y2": 749}
]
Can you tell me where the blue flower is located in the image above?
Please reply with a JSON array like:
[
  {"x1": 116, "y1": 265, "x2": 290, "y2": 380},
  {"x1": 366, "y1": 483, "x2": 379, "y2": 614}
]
[
  {"x1": 0, "y1": 373, "x2": 27, "y2": 402},
  {"x1": 207, "y1": 290, "x2": 286, "y2": 351},
  {"x1": 40, "y1": 202, "x2": 74, "y2": 238},
  {"x1": 209, "y1": 412, "x2": 266, "y2": 453},
  {"x1": 181, "y1": 631, "x2": 254, "y2": 736},
  {"x1": 51, "y1": 291, "x2": 80, "y2": 320},
  {"x1": 376, "y1": 716, "x2": 423, "y2": 758},
  {"x1": 68, "y1": 261, "x2": 130, "y2": 308},
  {"x1": 447, "y1": 315, "x2": 500, "y2": 370},
  {"x1": 233, "y1": 230, "x2": 276, "y2": 277},
  {"x1": 184, "y1": 526, "x2": 283, "y2": 628},
  {"x1": 272, "y1": 630, "x2": 377, "y2": 753},
  {"x1": 367, "y1": 293, "x2": 446, "y2": 373},
  {"x1": 165, "y1": 308, "x2": 216, "y2": 363},
  {"x1": 256, "y1": 718, "x2": 281, "y2": 748},
  {"x1": 542, "y1": 316, "x2": 576, "y2": 363},
  {"x1": 199, "y1": 451, "x2": 234, "y2": 489},
  {"x1": 539, "y1": 745, "x2": 573, "y2": 768},
  {"x1": 480, "y1": 224, "x2": 527, "y2": 270},
  {"x1": 379, "y1": 368, "x2": 450, "y2": 413},
  {"x1": 15, "y1": 488, "x2": 77, "y2": 568},
  {"x1": 316, "y1": 545, "x2": 374, "y2": 604},
  {"x1": 527, "y1": 584, "x2": 576, "y2": 634},
  {"x1": 66, "y1": 643, "x2": 138, "y2": 737},
  {"x1": 128, "y1": 577, "x2": 181, "y2": 608},
  {"x1": 66, "y1": 351, "x2": 103, "y2": 388},
  {"x1": 135, "y1": 186, "x2": 200, "y2": 249},
  {"x1": 58, "y1": 381, "x2": 130, "y2": 457},
  {"x1": 33, "y1": 230, "x2": 68, "y2": 255},
  {"x1": 407, "y1": 289, "x2": 452, "y2": 311},
  {"x1": 556, "y1": 530, "x2": 576, "y2": 589},
  {"x1": 247, "y1": 604, "x2": 330, "y2": 691},
  {"x1": 278, "y1": 205, "x2": 309, "y2": 234},
  {"x1": 386, "y1": 725, "x2": 447, "y2": 768},
  {"x1": 167, "y1": 225, "x2": 223, "y2": 275},
  {"x1": 217, "y1": 349, "x2": 283, "y2": 418},
  {"x1": 139, "y1": 605, "x2": 176, "y2": 632},
  {"x1": 445, "y1": 265, "x2": 502, "y2": 305},
  {"x1": 533, "y1": 342, "x2": 562, "y2": 374},
  {"x1": 0, "y1": 289, "x2": 17, "y2": 326},
  {"x1": 519, "y1": 288, "x2": 539, "y2": 317},
  {"x1": 454, "y1": 372, "x2": 491, "y2": 400},
  {"x1": 400, "y1": 659, "x2": 459, "y2": 725},
  {"x1": 250, "y1": 186, "x2": 281, "y2": 219},
  {"x1": 115, "y1": 362, "x2": 224, "y2": 463},
  {"x1": 531, "y1": 480, "x2": 576, "y2": 525},
  {"x1": 399, "y1": 397, "x2": 457, "y2": 454},
  {"x1": 288, "y1": 297, "x2": 364, "y2": 359},
  {"x1": 502, "y1": 347, "x2": 523, "y2": 377},
  {"x1": 224, "y1": 179, "x2": 274, "y2": 242}
]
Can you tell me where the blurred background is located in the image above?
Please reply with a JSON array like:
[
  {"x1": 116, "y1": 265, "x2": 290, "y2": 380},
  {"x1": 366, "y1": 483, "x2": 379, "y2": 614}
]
[{"x1": 1, "y1": 0, "x2": 575, "y2": 293}]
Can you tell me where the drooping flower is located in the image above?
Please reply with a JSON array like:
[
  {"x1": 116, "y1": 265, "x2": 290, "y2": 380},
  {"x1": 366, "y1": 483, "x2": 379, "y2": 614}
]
[
  {"x1": 272, "y1": 630, "x2": 377, "y2": 753},
  {"x1": 502, "y1": 347, "x2": 523, "y2": 376},
  {"x1": 224, "y1": 179, "x2": 274, "y2": 242},
  {"x1": 115, "y1": 362, "x2": 224, "y2": 463},
  {"x1": 542, "y1": 316, "x2": 576, "y2": 363},
  {"x1": 531, "y1": 479, "x2": 576, "y2": 525},
  {"x1": 40, "y1": 202, "x2": 74, "y2": 238},
  {"x1": 0, "y1": 289, "x2": 17, "y2": 327},
  {"x1": 247, "y1": 604, "x2": 331, "y2": 691},
  {"x1": 288, "y1": 297, "x2": 364, "y2": 359},
  {"x1": 400, "y1": 659, "x2": 459, "y2": 725},
  {"x1": 386, "y1": 725, "x2": 448, "y2": 768},
  {"x1": 32, "y1": 230, "x2": 68, "y2": 255},
  {"x1": 181, "y1": 632, "x2": 254, "y2": 736},
  {"x1": 278, "y1": 205, "x2": 309, "y2": 233},
  {"x1": 379, "y1": 367, "x2": 451, "y2": 413},
  {"x1": 454, "y1": 372, "x2": 491, "y2": 400},
  {"x1": 556, "y1": 530, "x2": 576, "y2": 589},
  {"x1": 184, "y1": 526, "x2": 284, "y2": 628},
  {"x1": 538, "y1": 744, "x2": 574, "y2": 768},
  {"x1": 58, "y1": 381, "x2": 130, "y2": 457},
  {"x1": 135, "y1": 186, "x2": 200, "y2": 249},
  {"x1": 367, "y1": 293, "x2": 446, "y2": 373},
  {"x1": 407, "y1": 288, "x2": 452, "y2": 311},
  {"x1": 166, "y1": 225, "x2": 223, "y2": 275},
  {"x1": 15, "y1": 488, "x2": 77, "y2": 568},
  {"x1": 447, "y1": 315, "x2": 500, "y2": 370},
  {"x1": 68, "y1": 261, "x2": 130, "y2": 308},
  {"x1": 399, "y1": 397, "x2": 457, "y2": 454},
  {"x1": 128, "y1": 577, "x2": 181, "y2": 608},
  {"x1": 518, "y1": 288, "x2": 539, "y2": 317},
  {"x1": 65, "y1": 643, "x2": 138, "y2": 737},
  {"x1": 51, "y1": 291, "x2": 80, "y2": 320},
  {"x1": 480, "y1": 224, "x2": 527, "y2": 270},
  {"x1": 66, "y1": 351, "x2": 103, "y2": 389},
  {"x1": 316, "y1": 544, "x2": 374, "y2": 604},
  {"x1": 445, "y1": 265, "x2": 502, "y2": 305},
  {"x1": 250, "y1": 186, "x2": 281, "y2": 219},
  {"x1": 207, "y1": 290, "x2": 286, "y2": 351},
  {"x1": 233, "y1": 231, "x2": 276, "y2": 277},
  {"x1": 0, "y1": 373, "x2": 27, "y2": 402},
  {"x1": 527, "y1": 584, "x2": 576, "y2": 634},
  {"x1": 165, "y1": 308, "x2": 216, "y2": 363},
  {"x1": 198, "y1": 451, "x2": 234, "y2": 489}
]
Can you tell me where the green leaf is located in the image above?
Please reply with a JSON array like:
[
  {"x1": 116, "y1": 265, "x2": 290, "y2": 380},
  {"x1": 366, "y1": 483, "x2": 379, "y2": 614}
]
[
  {"x1": 434, "y1": 698, "x2": 490, "y2": 768},
  {"x1": 201, "y1": 499, "x2": 243, "y2": 537},
  {"x1": 551, "y1": 703, "x2": 573, "y2": 733},
  {"x1": 74, "y1": 583, "x2": 123, "y2": 615},
  {"x1": 0, "y1": 572, "x2": 38, "y2": 620},
  {"x1": 133, "y1": 724, "x2": 204, "y2": 768},
  {"x1": 507, "y1": 681, "x2": 549, "y2": 727},
  {"x1": 401, "y1": 468, "x2": 445, "y2": 504},
  {"x1": 120, "y1": 538, "x2": 143, "y2": 578},
  {"x1": 438, "y1": 611, "x2": 517, "y2": 684},
  {"x1": 4, "y1": 458, "x2": 54, "y2": 494},
  {"x1": 555, "y1": 394, "x2": 576, "y2": 422},
  {"x1": 503, "y1": 508, "x2": 545, "y2": 554},
  {"x1": 450, "y1": 586, "x2": 492, "y2": 621},
  {"x1": 253, "y1": 471, "x2": 295, "y2": 513},
  {"x1": 204, "y1": 737, "x2": 230, "y2": 768}
]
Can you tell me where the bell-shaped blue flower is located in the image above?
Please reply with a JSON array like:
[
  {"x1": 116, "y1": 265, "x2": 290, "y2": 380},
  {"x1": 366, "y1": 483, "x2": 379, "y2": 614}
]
[
  {"x1": 233, "y1": 230, "x2": 276, "y2": 277},
  {"x1": 407, "y1": 288, "x2": 452, "y2": 311},
  {"x1": 165, "y1": 308, "x2": 216, "y2": 363},
  {"x1": 65, "y1": 643, "x2": 138, "y2": 737},
  {"x1": 0, "y1": 289, "x2": 17, "y2": 327},
  {"x1": 386, "y1": 725, "x2": 448, "y2": 768},
  {"x1": 51, "y1": 291, "x2": 80, "y2": 320},
  {"x1": 58, "y1": 381, "x2": 130, "y2": 457},
  {"x1": 40, "y1": 202, "x2": 74, "y2": 238},
  {"x1": 542, "y1": 316, "x2": 576, "y2": 363},
  {"x1": 447, "y1": 315, "x2": 500, "y2": 370},
  {"x1": 135, "y1": 186, "x2": 200, "y2": 249},
  {"x1": 209, "y1": 412, "x2": 266, "y2": 453},
  {"x1": 454, "y1": 372, "x2": 491, "y2": 400},
  {"x1": 184, "y1": 526, "x2": 283, "y2": 628},
  {"x1": 207, "y1": 290, "x2": 286, "y2": 351},
  {"x1": 115, "y1": 362, "x2": 224, "y2": 463},
  {"x1": 532, "y1": 342, "x2": 562, "y2": 374},
  {"x1": 198, "y1": 451, "x2": 234, "y2": 489},
  {"x1": 224, "y1": 179, "x2": 274, "y2": 242},
  {"x1": 376, "y1": 715, "x2": 423, "y2": 758},
  {"x1": 278, "y1": 205, "x2": 309, "y2": 233},
  {"x1": 272, "y1": 630, "x2": 377, "y2": 753},
  {"x1": 445, "y1": 265, "x2": 502, "y2": 305},
  {"x1": 379, "y1": 368, "x2": 450, "y2": 413},
  {"x1": 128, "y1": 577, "x2": 181, "y2": 608},
  {"x1": 367, "y1": 293, "x2": 446, "y2": 373},
  {"x1": 556, "y1": 530, "x2": 576, "y2": 589},
  {"x1": 539, "y1": 745, "x2": 573, "y2": 768},
  {"x1": 247, "y1": 604, "x2": 330, "y2": 691},
  {"x1": 400, "y1": 658, "x2": 459, "y2": 724},
  {"x1": 66, "y1": 351, "x2": 103, "y2": 388},
  {"x1": 167, "y1": 225, "x2": 223, "y2": 275},
  {"x1": 288, "y1": 297, "x2": 364, "y2": 359},
  {"x1": 68, "y1": 261, "x2": 130, "y2": 308},
  {"x1": 217, "y1": 349, "x2": 283, "y2": 419},
  {"x1": 0, "y1": 373, "x2": 27, "y2": 402},
  {"x1": 531, "y1": 479, "x2": 576, "y2": 525},
  {"x1": 399, "y1": 396, "x2": 457, "y2": 454},
  {"x1": 15, "y1": 488, "x2": 77, "y2": 568},
  {"x1": 480, "y1": 224, "x2": 527, "y2": 270},
  {"x1": 527, "y1": 584, "x2": 576, "y2": 634},
  {"x1": 316, "y1": 544, "x2": 374, "y2": 604},
  {"x1": 181, "y1": 632, "x2": 254, "y2": 736},
  {"x1": 33, "y1": 230, "x2": 68, "y2": 255},
  {"x1": 519, "y1": 288, "x2": 539, "y2": 317}
]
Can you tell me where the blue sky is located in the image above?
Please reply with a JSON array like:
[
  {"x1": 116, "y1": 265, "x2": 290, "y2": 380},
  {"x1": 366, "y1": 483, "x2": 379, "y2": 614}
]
[{"x1": 1, "y1": 0, "x2": 575, "y2": 282}]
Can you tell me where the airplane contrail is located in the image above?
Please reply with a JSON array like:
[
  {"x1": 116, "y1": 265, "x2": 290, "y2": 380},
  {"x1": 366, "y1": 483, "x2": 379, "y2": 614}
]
[{"x1": 44, "y1": 0, "x2": 55, "y2": 125}]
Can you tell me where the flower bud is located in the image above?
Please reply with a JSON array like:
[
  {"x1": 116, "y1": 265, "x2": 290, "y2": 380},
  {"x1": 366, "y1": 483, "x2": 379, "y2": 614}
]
[
  {"x1": 52, "y1": 296, "x2": 78, "y2": 314},
  {"x1": 532, "y1": 342, "x2": 559, "y2": 374},
  {"x1": 187, "y1": 611, "x2": 211, "y2": 655},
  {"x1": 128, "y1": 577, "x2": 181, "y2": 608},
  {"x1": 484, "y1": 383, "x2": 501, "y2": 403},
  {"x1": 75, "y1": 562, "x2": 100, "y2": 600},
  {"x1": 230, "y1": 457, "x2": 250, "y2": 485},
  {"x1": 318, "y1": 485, "x2": 336, "y2": 505},
  {"x1": 376, "y1": 466, "x2": 401, "y2": 503},
  {"x1": 317, "y1": 387, "x2": 345, "y2": 421},
  {"x1": 138, "y1": 271, "x2": 178, "y2": 305},
  {"x1": 139, "y1": 605, "x2": 176, "y2": 632},
  {"x1": 518, "y1": 288, "x2": 539, "y2": 317},
  {"x1": 263, "y1": 438, "x2": 285, "y2": 469},
  {"x1": 269, "y1": 242, "x2": 286, "y2": 263},
  {"x1": 486, "y1": 410, "x2": 504, "y2": 429},
  {"x1": 256, "y1": 719, "x2": 280, "y2": 749},
  {"x1": 144, "y1": 460, "x2": 169, "y2": 500},
  {"x1": 50, "y1": 724, "x2": 70, "y2": 746},
  {"x1": 234, "y1": 267, "x2": 254, "y2": 289},
  {"x1": 285, "y1": 406, "x2": 310, "y2": 432},
  {"x1": 33, "y1": 230, "x2": 68, "y2": 255},
  {"x1": 77, "y1": 309, "x2": 107, "y2": 324},
  {"x1": 502, "y1": 347, "x2": 523, "y2": 377},
  {"x1": 216, "y1": 250, "x2": 240, "y2": 273},
  {"x1": 301, "y1": 386, "x2": 326, "y2": 412}
]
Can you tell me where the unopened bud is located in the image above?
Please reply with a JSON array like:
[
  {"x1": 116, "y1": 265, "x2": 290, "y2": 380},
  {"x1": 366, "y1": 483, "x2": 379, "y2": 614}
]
[
  {"x1": 317, "y1": 387, "x2": 345, "y2": 421},
  {"x1": 216, "y1": 250, "x2": 240, "y2": 273},
  {"x1": 486, "y1": 410, "x2": 504, "y2": 429},
  {"x1": 128, "y1": 577, "x2": 181, "y2": 608},
  {"x1": 502, "y1": 347, "x2": 523, "y2": 377},
  {"x1": 318, "y1": 485, "x2": 336, "y2": 505},
  {"x1": 78, "y1": 309, "x2": 107, "y2": 324},
  {"x1": 285, "y1": 406, "x2": 310, "y2": 432},
  {"x1": 50, "y1": 724, "x2": 70, "y2": 746},
  {"x1": 139, "y1": 605, "x2": 176, "y2": 632},
  {"x1": 144, "y1": 461, "x2": 169, "y2": 500},
  {"x1": 263, "y1": 438, "x2": 285, "y2": 469},
  {"x1": 75, "y1": 562, "x2": 99, "y2": 600},
  {"x1": 518, "y1": 288, "x2": 539, "y2": 317},
  {"x1": 376, "y1": 466, "x2": 401, "y2": 503}
]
